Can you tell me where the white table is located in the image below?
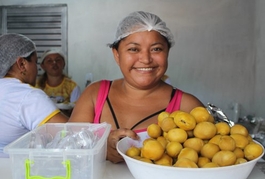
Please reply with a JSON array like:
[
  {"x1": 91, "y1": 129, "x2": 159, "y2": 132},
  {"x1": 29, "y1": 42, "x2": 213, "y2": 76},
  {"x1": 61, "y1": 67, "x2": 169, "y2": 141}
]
[{"x1": 0, "y1": 158, "x2": 264, "y2": 179}]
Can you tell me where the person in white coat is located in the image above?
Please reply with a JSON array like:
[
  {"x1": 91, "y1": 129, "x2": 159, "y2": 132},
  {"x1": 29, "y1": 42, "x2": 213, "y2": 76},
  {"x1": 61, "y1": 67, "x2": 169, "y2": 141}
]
[{"x1": 0, "y1": 33, "x2": 68, "y2": 157}]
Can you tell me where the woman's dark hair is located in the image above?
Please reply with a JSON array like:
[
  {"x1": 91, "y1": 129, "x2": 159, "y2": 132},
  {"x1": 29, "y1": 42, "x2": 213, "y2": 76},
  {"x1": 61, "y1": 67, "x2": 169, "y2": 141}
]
[
  {"x1": 23, "y1": 51, "x2": 36, "y2": 62},
  {"x1": 37, "y1": 72, "x2": 48, "y2": 89},
  {"x1": 110, "y1": 41, "x2": 121, "y2": 50}
]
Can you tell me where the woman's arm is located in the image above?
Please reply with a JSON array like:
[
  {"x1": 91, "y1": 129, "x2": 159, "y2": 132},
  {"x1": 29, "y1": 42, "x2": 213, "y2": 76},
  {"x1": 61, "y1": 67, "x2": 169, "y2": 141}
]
[
  {"x1": 46, "y1": 112, "x2": 68, "y2": 123},
  {"x1": 69, "y1": 82, "x2": 100, "y2": 123}
]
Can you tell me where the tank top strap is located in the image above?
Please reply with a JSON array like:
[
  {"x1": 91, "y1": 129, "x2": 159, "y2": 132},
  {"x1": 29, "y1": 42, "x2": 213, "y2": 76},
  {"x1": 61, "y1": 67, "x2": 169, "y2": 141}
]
[
  {"x1": 94, "y1": 80, "x2": 111, "y2": 123},
  {"x1": 165, "y1": 89, "x2": 183, "y2": 113}
]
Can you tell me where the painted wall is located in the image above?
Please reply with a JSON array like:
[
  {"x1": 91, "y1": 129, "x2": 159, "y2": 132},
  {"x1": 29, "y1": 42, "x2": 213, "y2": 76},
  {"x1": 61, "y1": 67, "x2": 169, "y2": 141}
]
[
  {"x1": 254, "y1": 0, "x2": 265, "y2": 119},
  {"x1": 1, "y1": 0, "x2": 264, "y2": 120}
]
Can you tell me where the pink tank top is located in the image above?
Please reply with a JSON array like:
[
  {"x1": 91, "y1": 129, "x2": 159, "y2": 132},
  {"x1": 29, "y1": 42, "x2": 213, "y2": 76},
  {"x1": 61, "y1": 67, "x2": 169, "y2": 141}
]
[{"x1": 94, "y1": 80, "x2": 183, "y2": 132}]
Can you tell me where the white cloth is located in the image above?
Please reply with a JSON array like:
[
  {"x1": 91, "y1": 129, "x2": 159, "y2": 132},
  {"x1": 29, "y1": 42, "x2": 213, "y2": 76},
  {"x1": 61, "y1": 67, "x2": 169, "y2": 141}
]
[
  {"x1": 0, "y1": 78, "x2": 59, "y2": 157},
  {"x1": 70, "y1": 86, "x2": 81, "y2": 103}
]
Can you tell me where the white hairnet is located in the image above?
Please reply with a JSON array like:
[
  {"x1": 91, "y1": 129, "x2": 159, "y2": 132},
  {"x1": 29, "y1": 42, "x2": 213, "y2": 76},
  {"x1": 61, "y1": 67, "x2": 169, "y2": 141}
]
[
  {"x1": 0, "y1": 33, "x2": 36, "y2": 78},
  {"x1": 109, "y1": 11, "x2": 175, "y2": 48},
  {"x1": 40, "y1": 48, "x2": 66, "y2": 64}
]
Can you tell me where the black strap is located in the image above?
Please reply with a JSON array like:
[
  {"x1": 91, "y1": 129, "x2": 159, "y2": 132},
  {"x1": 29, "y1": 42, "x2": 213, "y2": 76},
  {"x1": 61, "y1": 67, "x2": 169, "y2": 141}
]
[
  {"x1": 107, "y1": 97, "x2": 120, "y2": 129},
  {"x1": 170, "y1": 87, "x2": 176, "y2": 98},
  {"x1": 106, "y1": 88, "x2": 177, "y2": 130},
  {"x1": 130, "y1": 108, "x2": 166, "y2": 130},
  {"x1": 131, "y1": 88, "x2": 177, "y2": 129}
]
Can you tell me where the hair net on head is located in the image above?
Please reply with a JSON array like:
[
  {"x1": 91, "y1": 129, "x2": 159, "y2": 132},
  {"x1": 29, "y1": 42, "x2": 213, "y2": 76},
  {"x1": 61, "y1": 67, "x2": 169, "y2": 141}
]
[
  {"x1": 40, "y1": 48, "x2": 66, "y2": 64},
  {"x1": 108, "y1": 11, "x2": 175, "y2": 48},
  {"x1": 0, "y1": 33, "x2": 36, "y2": 78}
]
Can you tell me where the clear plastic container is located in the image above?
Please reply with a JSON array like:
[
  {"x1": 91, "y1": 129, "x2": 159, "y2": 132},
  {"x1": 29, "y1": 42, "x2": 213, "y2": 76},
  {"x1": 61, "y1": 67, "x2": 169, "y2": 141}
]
[{"x1": 4, "y1": 122, "x2": 111, "y2": 179}]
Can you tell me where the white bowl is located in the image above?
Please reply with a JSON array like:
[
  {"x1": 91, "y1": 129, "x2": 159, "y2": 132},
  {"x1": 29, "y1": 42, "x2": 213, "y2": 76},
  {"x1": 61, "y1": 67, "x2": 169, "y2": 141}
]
[{"x1": 117, "y1": 132, "x2": 264, "y2": 179}]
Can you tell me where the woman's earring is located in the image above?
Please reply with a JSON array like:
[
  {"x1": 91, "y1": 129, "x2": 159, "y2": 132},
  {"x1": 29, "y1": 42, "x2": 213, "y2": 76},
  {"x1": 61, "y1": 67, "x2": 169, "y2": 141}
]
[{"x1": 21, "y1": 70, "x2": 26, "y2": 75}]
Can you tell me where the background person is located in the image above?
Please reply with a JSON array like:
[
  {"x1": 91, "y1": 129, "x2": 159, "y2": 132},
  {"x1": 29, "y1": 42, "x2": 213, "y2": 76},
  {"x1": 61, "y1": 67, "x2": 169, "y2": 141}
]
[
  {"x1": 69, "y1": 11, "x2": 204, "y2": 163},
  {"x1": 36, "y1": 49, "x2": 81, "y2": 116},
  {"x1": 0, "y1": 33, "x2": 68, "y2": 158}
]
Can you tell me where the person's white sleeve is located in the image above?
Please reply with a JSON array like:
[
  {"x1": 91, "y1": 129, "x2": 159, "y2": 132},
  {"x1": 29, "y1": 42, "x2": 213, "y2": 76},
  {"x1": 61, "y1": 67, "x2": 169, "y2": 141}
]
[
  {"x1": 20, "y1": 89, "x2": 58, "y2": 130},
  {"x1": 70, "y1": 86, "x2": 81, "y2": 103}
]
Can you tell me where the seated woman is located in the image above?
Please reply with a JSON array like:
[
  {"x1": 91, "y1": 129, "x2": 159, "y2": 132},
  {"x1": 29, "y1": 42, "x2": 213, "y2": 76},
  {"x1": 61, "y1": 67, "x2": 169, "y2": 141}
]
[
  {"x1": 69, "y1": 11, "x2": 204, "y2": 163},
  {"x1": 0, "y1": 33, "x2": 68, "y2": 157},
  {"x1": 36, "y1": 49, "x2": 81, "y2": 116}
]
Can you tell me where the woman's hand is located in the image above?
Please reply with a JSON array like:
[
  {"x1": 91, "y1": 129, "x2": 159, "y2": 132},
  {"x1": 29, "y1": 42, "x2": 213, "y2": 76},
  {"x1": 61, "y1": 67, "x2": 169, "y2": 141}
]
[{"x1": 107, "y1": 128, "x2": 139, "y2": 163}]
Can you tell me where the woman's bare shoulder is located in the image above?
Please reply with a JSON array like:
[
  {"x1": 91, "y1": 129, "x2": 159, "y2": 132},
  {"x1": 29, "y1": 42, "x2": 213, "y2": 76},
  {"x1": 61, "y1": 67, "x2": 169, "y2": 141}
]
[
  {"x1": 180, "y1": 92, "x2": 205, "y2": 112},
  {"x1": 69, "y1": 80, "x2": 102, "y2": 123},
  {"x1": 83, "y1": 80, "x2": 102, "y2": 95}
]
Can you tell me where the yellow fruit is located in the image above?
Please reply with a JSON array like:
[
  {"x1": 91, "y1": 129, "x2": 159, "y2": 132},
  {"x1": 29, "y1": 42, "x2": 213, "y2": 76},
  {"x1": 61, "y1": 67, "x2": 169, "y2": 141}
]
[
  {"x1": 166, "y1": 128, "x2": 187, "y2": 143},
  {"x1": 230, "y1": 124, "x2": 249, "y2": 137},
  {"x1": 174, "y1": 111, "x2": 196, "y2": 131},
  {"x1": 183, "y1": 137, "x2": 204, "y2": 153},
  {"x1": 197, "y1": 157, "x2": 210, "y2": 168},
  {"x1": 142, "y1": 138, "x2": 153, "y2": 145},
  {"x1": 132, "y1": 156, "x2": 153, "y2": 163},
  {"x1": 215, "y1": 122, "x2": 230, "y2": 135},
  {"x1": 190, "y1": 106, "x2": 210, "y2": 123},
  {"x1": 166, "y1": 141, "x2": 183, "y2": 158},
  {"x1": 186, "y1": 130, "x2": 194, "y2": 138},
  {"x1": 141, "y1": 139, "x2": 165, "y2": 161},
  {"x1": 218, "y1": 135, "x2": 236, "y2": 151},
  {"x1": 208, "y1": 115, "x2": 215, "y2": 123},
  {"x1": 160, "y1": 117, "x2": 176, "y2": 132},
  {"x1": 173, "y1": 158, "x2": 198, "y2": 168},
  {"x1": 235, "y1": 158, "x2": 248, "y2": 165},
  {"x1": 126, "y1": 146, "x2": 141, "y2": 158},
  {"x1": 212, "y1": 151, "x2": 237, "y2": 167},
  {"x1": 208, "y1": 135, "x2": 222, "y2": 145},
  {"x1": 244, "y1": 143, "x2": 264, "y2": 161},
  {"x1": 177, "y1": 147, "x2": 198, "y2": 163},
  {"x1": 156, "y1": 136, "x2": 168, "y2": 149},
  {"x1": 247, "y1": 135, "x2": 253, "y2": 142},
  {"x1": 200, "y1": 143, "x2": 220, "y2": 160},
  {"x1": 230, "y1": 134, "x2": 249, "y2": 149},
  {"x1": 158, "y1": 111, "x2": 170, "y2": 126},
  {"x1": 203, "y1": 139, "x2": 209, "y2": 144},
  {"x1": 193, "y1": 121, "x2": 217, "y2": 140},
  {"x1": 147, "y1": 123, "x2": 162, "y2": 139},
  {"x1": 163, "y1": 131, "x2": 168, "y2": 138},
  {"x1": 169, "y1": 110, "x2": 183, "y2": 118},
  {"x1": 233, "y1": 147, "x2": 245, "y2": 158},
  {"x1": 202, "y1": 162, "x2": 219, "y2": 168},
  {"x1": 154, "y1": 153, "x2": 173, "y2": 166}
]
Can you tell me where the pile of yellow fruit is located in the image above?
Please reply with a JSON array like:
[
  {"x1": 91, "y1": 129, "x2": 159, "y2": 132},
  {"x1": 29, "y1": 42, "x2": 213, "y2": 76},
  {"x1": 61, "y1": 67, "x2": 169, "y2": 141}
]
[{"x1": 125, "y1": 107, "x2": 264, "y2": 168}]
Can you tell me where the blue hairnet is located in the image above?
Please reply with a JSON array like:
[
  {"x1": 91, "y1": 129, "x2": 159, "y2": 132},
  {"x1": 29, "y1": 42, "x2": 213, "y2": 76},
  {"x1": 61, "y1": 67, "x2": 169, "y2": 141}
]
[{"x1": 0, "y1": 33, "x2": 36, "y2": 78}]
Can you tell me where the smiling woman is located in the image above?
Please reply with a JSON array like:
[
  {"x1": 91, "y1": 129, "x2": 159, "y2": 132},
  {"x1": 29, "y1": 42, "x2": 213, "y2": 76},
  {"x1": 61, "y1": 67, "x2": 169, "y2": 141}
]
[{"x1": 69, "y1": 11, "x2": 204, "y2": 163}]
